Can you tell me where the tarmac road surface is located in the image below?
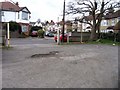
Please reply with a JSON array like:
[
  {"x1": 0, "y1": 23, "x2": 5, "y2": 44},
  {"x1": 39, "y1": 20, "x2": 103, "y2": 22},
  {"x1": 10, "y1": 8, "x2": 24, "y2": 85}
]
[{"x1": 2, "y1": 38, "x2": 119, "y2": 88}]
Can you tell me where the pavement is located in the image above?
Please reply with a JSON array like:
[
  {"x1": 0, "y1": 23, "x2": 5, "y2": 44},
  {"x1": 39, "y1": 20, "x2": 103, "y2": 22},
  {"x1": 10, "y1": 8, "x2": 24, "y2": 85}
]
[{"x1": 1, "y1": 38, "x2": 119, "y2": 88}]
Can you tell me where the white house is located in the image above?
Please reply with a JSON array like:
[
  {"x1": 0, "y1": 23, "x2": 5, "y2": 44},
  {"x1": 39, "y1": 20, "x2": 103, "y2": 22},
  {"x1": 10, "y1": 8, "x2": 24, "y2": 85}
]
[{"x1": 0, "y1": 1, "x2": 31, "y2": 33}]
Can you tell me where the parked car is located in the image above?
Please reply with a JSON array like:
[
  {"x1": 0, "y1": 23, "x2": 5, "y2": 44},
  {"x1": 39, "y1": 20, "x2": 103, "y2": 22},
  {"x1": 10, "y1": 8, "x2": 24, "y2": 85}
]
[
  {"x1": 45, "y1": 31, "x2": 54, "y2": 37},
  {"x1": 46, "y1": 33, "x2": 54, "y2": 37},
  {"x1": 45, "y1": 31, "x2": 50, "y2": 36},
  {"x1": 30, "y1": 26, "x2": 42, "y2": 37},
  {"x1": 31, "y1": 31, "x2": 38, "y2": 37},
  {"x1": 54, "y1": 34, "x2": 67, "y2": 42}
]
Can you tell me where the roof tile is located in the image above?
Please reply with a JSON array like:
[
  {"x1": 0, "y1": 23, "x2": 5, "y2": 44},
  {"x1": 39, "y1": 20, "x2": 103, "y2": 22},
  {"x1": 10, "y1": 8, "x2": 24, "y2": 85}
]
[
  {"x1": 0, "y1": 1, "x2": 20, "y2": 11},
  {"x1": 0, "y1": 1, "x2": 30, "y2": 13}
]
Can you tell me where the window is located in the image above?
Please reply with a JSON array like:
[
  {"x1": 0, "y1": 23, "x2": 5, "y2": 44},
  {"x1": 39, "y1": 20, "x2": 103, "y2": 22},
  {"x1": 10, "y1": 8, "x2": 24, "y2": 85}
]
[
  {"x1": 1, "y1": 11, "x2": 4, "y2": 16},
  {"x1": 22, "y1": 11, "x2": 28, "y2": 20},
  {"x1": 22, "y1": 25, "x2": 28, "y2": 32},
  {"x1": 111, "y1": 19, "x2": 115, "y2": 25},
  {"x1": 101, "y1": 20, "x2": 108, "y2": 26},
  {"x1": 18, "y1": 13, "x2": 20, "y2": 19}
]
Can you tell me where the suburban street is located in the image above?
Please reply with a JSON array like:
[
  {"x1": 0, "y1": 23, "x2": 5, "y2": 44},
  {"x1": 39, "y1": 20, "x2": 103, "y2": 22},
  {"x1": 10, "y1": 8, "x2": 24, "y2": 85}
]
[{"x1": 2, "y1": 37, "x2": 119, "y2": 88}]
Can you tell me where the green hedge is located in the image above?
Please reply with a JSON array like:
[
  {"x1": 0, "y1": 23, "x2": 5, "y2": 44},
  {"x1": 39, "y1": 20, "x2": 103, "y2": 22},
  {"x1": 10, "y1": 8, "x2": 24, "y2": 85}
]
[
  {"x1": 37, "y1": 29, "x2": 45, "y2": 38},
  {"x1": 3, "y1": 21, "x2": 21, "y2": 32},
  {"x1": 100, "y1": 33, "x2": 120, "y2": 42}
]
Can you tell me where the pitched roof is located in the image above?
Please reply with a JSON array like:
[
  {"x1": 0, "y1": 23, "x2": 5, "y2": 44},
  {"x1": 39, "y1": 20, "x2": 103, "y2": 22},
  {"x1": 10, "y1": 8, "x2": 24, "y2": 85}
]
[
  {"x1": 84, "y1": 14, "x2": 100, "y2": 21},
  {"x1": 20, "y1": 7, "x2": 31, "y2": 13},
  {"x1": 50, "y1": 20, "x2": 55, "y2": 25},
  {"x1": 0, "y1": 1, "x2": 20, "y2": 11},
  {"x1": 84, "y1": 10, "x2": 120, "y2": 21},
  {"x1": 113, "y1": 21, "x2": 120, "y2": 30},
  {"x1": 0, "y1": 1, "x2": 30, "y2": 13},
  {"x1": 58, "y1": 20, "x2": 72, "y2": 25},
  {"x1": 84, "y1": 15, "x2": 93, "y2": 21},
  {"x1": 105, "y1": 10, "x2": 120, "y2": 19}
]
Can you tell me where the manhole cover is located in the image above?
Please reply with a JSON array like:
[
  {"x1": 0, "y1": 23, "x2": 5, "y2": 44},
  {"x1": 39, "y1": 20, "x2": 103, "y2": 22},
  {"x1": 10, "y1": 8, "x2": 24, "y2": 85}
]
[{"x1": 31, "y1": 51, "x2": 59, "y2": 58}]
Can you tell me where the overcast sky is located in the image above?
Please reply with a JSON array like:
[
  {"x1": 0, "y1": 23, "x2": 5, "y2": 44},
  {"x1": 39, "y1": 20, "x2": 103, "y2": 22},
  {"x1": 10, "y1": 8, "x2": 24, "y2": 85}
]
[
  {"x1": 7, "y1": 0, "x2": 73, "y2": 22},
  {"x1": 1, "y1": 0, "x2": 119, "y2": 22}
]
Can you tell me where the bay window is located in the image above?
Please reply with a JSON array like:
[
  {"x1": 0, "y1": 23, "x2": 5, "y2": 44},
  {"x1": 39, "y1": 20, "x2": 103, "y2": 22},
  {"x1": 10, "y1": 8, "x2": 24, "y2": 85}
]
[{"x1": 22, "y1": 11, "x2": 28, "y2": 20}]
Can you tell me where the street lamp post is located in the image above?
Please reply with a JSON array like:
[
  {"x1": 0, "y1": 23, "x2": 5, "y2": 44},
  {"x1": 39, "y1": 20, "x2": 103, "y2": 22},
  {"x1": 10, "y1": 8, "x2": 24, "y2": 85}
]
[{"x1": 62, "y1": 0, "x2": 65, "y2": 43}]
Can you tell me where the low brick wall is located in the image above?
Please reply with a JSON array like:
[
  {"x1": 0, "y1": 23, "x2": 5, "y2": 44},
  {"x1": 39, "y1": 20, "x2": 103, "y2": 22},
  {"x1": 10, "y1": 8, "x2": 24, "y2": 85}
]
[
  {"x1": 10, "y1": 31, "x2": 29, "y2": 38},
  {"x1": 10, "y1": 31, "x2": 21, "y2": 38}
]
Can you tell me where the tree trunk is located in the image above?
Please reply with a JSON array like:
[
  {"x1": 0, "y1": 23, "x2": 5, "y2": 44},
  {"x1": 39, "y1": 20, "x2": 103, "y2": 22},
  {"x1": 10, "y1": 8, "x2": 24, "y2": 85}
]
[
  {"x1": 90, "y1": 27, "x2": 97, "y2": 41},
  {"x1": 97, "y1": 23, "x2": 101, "y2": 39},
  {"x1": 97, "y1": 14, "x2": 103, "y2": 39},
  {"x1": 90, "y1": 15, "x2": 97, "y2": 41}
]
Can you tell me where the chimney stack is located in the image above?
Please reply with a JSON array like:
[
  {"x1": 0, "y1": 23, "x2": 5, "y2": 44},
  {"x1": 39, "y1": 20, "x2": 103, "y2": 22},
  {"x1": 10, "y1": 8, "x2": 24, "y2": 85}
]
[{"x1": 16, "y1": 2, "x2": 19, "y2": 6}]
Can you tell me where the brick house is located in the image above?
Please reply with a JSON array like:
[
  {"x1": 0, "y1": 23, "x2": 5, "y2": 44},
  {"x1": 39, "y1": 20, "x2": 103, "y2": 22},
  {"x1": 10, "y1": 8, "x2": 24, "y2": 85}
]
[
  {"x1": 103, "y1": 9, "x2": 120, "y2": 33},
  {"x1": 83, "y1": 9, "x2": 120, "y2": 33},
  {"x1": 58, "y1": 20, "x2": 73, "y2": 33},
  {"x1": 0, "y1": 1, "x2": 31, "y2": 37}
]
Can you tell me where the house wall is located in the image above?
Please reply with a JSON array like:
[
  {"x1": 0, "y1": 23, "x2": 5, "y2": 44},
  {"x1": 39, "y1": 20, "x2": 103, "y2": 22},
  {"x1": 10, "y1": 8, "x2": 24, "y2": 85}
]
[
  {"x1": 81, "y1": 21, "x2": 92, "y2": 32},
  {"x1": 1, "y1": 10, "x2": 30, "y2": 37},
  {"x1": 2, "y1": 11, "x2": 30, "y2": 24},
  {"x1": 1, "y1": 11, "x2": 17, "y2": 22},
  {"x1": 100, "y1": 18, "x2": 118, "y2": 32},
  {"x1": 108, "y1": 18, "x2": 118, "y2": 26},
  {"x1": 66, "y1": 25, "x2": 72, "y2": 31}
]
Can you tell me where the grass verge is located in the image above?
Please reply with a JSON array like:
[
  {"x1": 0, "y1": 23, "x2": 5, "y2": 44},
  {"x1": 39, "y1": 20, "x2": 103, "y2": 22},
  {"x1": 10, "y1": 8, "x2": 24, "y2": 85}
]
[
  {"x1": 1, "y1": 46, "x2": 13, "y2": 50},
  {"x1": 59, "y1": 39, "x2": 120, "y2": 46},
  {"x1": 86, "y1": 39, "x2": 120, "y2": 46}
]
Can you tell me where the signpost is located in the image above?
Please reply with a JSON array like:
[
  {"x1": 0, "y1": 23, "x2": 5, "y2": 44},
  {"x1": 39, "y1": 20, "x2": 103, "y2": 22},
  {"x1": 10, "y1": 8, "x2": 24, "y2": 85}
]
[
  {"x1": 67, "y1": 32, "x2": 70, "y2": 43},
  {"x1": 80, "y1": 27, "x2": 83, "y2": 43},
  {"x1": 57, "y1": 29, "x2": 60, "y2": 45},
  {"x1": 7, "y1": 22, "x2": 10, "y2": 47}
]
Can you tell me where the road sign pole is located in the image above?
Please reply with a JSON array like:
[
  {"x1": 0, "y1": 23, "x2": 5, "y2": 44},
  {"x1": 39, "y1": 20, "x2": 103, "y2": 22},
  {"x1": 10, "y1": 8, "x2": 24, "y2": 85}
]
[
  {"x1": 7, "y1": 22, "x2": 10, "y2": 47},
  {"x1": 57, "y1": 29, "x2": 60, "y2": 45}
]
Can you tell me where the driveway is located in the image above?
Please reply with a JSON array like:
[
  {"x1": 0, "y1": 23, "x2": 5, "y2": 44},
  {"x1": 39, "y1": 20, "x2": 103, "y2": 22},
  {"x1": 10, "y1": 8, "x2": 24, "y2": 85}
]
[{"x1": 2, "y1": 38, "x2": 118, "y2": 88}]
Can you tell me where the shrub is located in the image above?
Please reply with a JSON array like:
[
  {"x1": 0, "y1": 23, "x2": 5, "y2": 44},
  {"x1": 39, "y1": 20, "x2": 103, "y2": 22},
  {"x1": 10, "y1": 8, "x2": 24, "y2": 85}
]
[
  {"x1": 67, "y1": 29, "x2": 72, "y2": 32},
  {"x1": 37, "y1": 29, "x2": 45, "y2": 38},
  {"x1": 30, "y1": 26, "x2": 42, "y2": 35},
  {"x1": 3, "y1": 21, "x2": 21, "y2": 32},
  {"x1": 116, "y1": 33, "x2": 120, "y2": 42}
]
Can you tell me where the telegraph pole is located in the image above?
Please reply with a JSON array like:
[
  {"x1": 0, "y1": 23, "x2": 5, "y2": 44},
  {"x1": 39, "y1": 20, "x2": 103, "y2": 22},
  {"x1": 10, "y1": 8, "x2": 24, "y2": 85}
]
[{"x1": 62, "y1": 0, "x2": 65, "y2": 43}]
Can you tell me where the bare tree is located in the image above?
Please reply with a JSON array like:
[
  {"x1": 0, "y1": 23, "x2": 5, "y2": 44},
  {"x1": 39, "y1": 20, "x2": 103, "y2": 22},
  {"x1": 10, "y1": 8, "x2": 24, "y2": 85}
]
[{"x1": 66, "y1": 0, "x2": 120, "y2": 40}]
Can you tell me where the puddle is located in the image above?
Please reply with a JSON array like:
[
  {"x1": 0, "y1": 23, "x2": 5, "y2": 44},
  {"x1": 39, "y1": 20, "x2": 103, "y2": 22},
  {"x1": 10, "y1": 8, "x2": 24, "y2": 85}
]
[{"x1": 30, "y1": 51, "x2": 59, "y2": 58}]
